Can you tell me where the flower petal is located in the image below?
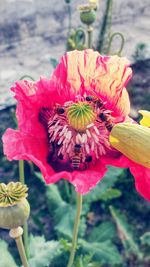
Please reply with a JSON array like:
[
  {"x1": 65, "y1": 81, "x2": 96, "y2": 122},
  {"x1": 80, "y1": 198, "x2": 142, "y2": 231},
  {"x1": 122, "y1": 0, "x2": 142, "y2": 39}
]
[
  {"x1": 11, "y1": 78, "x2": 65, "y2": 137},
  {"x1": 71, "y1": 164, "x2": 107, "y2": 194},
  {"x1": 52, "y1": 50, "x2": 132, "y2": 117},
  {"x1": 130, "y1": 164, "x2": 150, "y2": 202},
  {"x1": 2, "y1": 128, "x2": 55, "y2": 182},
  {"x1": 2, "y1": 128, "x2": 107, "y2": 194}
]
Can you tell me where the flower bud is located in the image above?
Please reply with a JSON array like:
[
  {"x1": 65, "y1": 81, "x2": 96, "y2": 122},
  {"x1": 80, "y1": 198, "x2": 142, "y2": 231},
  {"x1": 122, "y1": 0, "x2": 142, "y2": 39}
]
[
  {"x1": 139, "y1": 110, "x2": 150, "y2": 127},
  {"x1": 109, "y1": 123, "x2": 150, "y2": 168},
  {"x1": 0, "y1": 182, "x2": 30, "y2": 229}
]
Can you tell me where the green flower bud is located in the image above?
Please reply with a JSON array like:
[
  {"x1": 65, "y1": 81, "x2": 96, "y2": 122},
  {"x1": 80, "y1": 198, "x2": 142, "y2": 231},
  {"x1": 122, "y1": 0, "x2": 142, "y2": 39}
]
[{"x1": 0, "y1": 182, "x2": 30, "y2": 229}]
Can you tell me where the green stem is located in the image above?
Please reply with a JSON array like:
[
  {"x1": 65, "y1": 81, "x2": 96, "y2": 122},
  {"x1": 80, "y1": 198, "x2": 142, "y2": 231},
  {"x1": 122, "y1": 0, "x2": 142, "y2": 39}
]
[
  {"x1": 97, "y1": 0, "x2": 113, "y2": 52},
  {"x1": 67, "y1": 193, "x2": 83, "y2": 267},
  {"x1": 9, "y1": 227, "x2": 29, "y2": 267},
  {"x1": 16, "y1": 235, "x2": 29, "y2": 267},
  {"x1": 19, "y1": 160, "x2": 29, "y2": 259},
  {"x1": 87, "y1": 26, "x2": 93, "y2": 48},
  {"x1": 106, "y1": 32, "x2": 125, "y2": 56},
  {"x1": 67, "y1": 3, "x2": 72, "y2": 38},
  {"x1": 19, "y1": 160, "x2": 25, "y2": 184}
]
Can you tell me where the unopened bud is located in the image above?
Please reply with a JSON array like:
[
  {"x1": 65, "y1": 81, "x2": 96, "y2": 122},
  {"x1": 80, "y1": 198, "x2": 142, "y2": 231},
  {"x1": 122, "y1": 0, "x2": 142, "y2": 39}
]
[{"x1": 109, "y1": 123, "x2": 150, "y2": 168}]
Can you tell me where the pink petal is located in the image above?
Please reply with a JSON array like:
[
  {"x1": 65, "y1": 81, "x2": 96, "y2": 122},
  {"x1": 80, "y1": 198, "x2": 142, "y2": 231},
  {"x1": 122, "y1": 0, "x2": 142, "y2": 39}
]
[
  {"x1": 52, "y1": 49, "x2": 132, "y2": 117},
  {"x1": 2, "y1": 128, "x2": 55, "y2": 182},
  {"x1": 2, "y1": 128, "x2": 107, "y2": 194}
]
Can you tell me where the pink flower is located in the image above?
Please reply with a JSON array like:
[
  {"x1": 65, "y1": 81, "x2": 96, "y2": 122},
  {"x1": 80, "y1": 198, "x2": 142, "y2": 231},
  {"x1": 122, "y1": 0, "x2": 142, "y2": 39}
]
[{"x1": 2, "y1": 49, "x2": 150, "y2": 200}]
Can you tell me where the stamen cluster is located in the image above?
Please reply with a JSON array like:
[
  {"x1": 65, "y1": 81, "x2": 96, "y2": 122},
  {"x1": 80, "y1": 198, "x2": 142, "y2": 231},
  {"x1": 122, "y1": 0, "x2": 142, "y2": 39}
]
[{"x1": 39, "y1": 95, "x2": 114, "y2": 171}]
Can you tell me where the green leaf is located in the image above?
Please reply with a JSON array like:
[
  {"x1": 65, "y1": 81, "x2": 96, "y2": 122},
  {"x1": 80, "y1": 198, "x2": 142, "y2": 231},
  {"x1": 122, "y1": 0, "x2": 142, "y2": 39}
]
[
  {"x1": 110, "y1": 206, "x2": 143, "y2": 259},
  {"x1": 34, "y1": 171, "x2": 46, "y2": 184},
  {"x1": 84, "y1": 166, "x2": 124, "y2": 203},
  {"x1": 54, "y1": 204, "x2": 86, "y2": 239},
  {"x1": 0, "y1": 239, "x2": 18, "y2": 267},
  {"x1": 87, "y1": 221, "x2": 116, "y2": 243},
  {"x1": 140, "y1": 232, "x2": 150, "y2": 246},
  {"x1": 80, "y1": 239, "x2": 122, "y2": 265},
  {"x1": 28, "y1": 235, "x2": 61, "y2": 267},
  {"x1": 75, "y1": 254, "x2": 101, "y2": 267},
  {"x1": 46, "y1": 184, "x2": 66, "y2": 211},
  {"x1": 99, "y1": 188, "x2": 122, "y2": 201}
]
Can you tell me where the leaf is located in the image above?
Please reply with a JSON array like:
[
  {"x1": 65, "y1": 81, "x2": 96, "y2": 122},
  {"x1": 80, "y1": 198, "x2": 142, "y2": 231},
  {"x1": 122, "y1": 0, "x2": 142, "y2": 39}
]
[
  {"x1": 87, "y1": 221, "x2": 116, "y2": 243},
  {"x1": 0, "y1": 239, "x2": 18, "y2": 267},
  {"x1": 34, "y1": 171, "x2": 46, "y2": 184},
  {"x1": 110, "y1": 206, "x2": 143, "y2": 259},
  {"x1": 140, "y1": 232, "x2": 150, "y2": 246},
  {"x1": 80, "y1": 239, "x2": 122, "y2": 265},
  {"x1": 75, "y1": 254, "x2": 101, "y2": 267},
  {"x1": 46, "y1": 183, "x2": 66, "y2": 211},
  {"x1": 84, "y1": 166, "x2": 124, "y2": 203},
  {"x1": 54, "y1": 204, "x2": 86, "y2": 239},
  {"x1": 28, "y1": 235, "x2": 61, "y2": 267},
  {"x1": 99, "y1": 188, "x2": 122, "y2": 201}
]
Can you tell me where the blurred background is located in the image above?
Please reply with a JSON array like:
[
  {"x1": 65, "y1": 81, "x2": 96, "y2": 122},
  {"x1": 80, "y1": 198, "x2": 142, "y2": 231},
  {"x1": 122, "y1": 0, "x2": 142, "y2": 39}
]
[{"x1": 0, "y1": 1, "x2": 150, "y2": 267}]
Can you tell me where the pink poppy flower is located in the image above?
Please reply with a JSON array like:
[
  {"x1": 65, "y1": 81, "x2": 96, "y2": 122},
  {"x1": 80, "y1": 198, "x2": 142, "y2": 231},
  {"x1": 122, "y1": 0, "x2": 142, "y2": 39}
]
[{"x1": 2, "y1": 49, "x2": 150, "y2": 200}]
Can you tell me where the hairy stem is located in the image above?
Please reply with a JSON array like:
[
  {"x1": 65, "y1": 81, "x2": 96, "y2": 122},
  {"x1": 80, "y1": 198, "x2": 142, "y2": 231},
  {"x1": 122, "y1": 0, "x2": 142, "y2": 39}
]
[
  {"x1": 9, "y1": 227, "x2": 29, "y2": 267},
  {"x1": 67, "y1": 193, "x2": 83, "y2": 267}
]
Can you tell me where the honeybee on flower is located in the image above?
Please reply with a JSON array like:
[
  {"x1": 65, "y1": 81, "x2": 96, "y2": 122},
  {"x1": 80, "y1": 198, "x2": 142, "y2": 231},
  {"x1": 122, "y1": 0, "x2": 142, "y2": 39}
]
[{"x1": 2, "y1": 49, "x2": 150, "y2": 201}]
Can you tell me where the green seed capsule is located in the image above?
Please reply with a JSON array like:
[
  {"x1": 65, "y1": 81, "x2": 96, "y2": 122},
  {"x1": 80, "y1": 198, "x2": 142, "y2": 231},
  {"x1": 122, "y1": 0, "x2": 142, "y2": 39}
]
[
  {"x1": 0, "y1": 199, "x2": 30, "y2": 229},
  {"x1": 0, "y1": 182, "x2": 30, "y2": 229},
  {"x1": 80, "y1": 9, "x2": 96, "y2": 25}
]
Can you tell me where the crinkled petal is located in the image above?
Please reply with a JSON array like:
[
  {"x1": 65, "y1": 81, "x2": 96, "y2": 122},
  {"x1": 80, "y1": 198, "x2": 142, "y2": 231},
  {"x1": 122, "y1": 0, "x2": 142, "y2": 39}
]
[
  {"x1": 11, "y1": 78, "x2": 66, "y2": 137},
  {"x1": 52, "y1": 49, "x2": 132, "y2": 117},
  {"x1": 2, "y1": 128, "x2": 107, "y2": 194},
  {"x1": 2, "y1": 128, "x2": 55, "y2": 181},
  {"x1": 70, "y1": 164, "x2": 107, "y2": 194}
]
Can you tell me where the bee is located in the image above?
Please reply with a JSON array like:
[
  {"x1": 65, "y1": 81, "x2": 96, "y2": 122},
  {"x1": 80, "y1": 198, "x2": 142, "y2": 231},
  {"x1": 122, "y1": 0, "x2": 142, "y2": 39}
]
[
  {"x1": 56, "y1": 106, "x2": 65, "y2": 115},
  {"x1": 99, "y1": 112, "x2": 114, "y2": 132},
  {"x1": 85, "y1": 95, "x2": 104, "y2": 109},
  {"x1": 72, "y1": 144, "x2": 82, "y2": 170}
]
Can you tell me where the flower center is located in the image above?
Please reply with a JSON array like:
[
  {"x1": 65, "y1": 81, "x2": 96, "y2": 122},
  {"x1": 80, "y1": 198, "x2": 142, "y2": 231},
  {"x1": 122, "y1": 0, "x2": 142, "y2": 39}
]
[
  {"x1": 66, "y1": 102, "x2": 96, "y2": 131},
  {"x1": 39, "y1": 95, "x2": 114, "y2": 172}
]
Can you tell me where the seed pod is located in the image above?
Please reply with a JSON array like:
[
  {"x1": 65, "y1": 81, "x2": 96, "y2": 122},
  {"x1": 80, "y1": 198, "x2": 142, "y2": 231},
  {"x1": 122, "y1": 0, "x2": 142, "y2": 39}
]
[
  {"x1": 109, "y1": 123, "x2": 150, "y2": 168},
  {"x1": 80, "y1": 8, "x2": 96, "y2": 25},
  {"x1": 0, "y1": 182, "x2": 30, "y2": 229}
]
